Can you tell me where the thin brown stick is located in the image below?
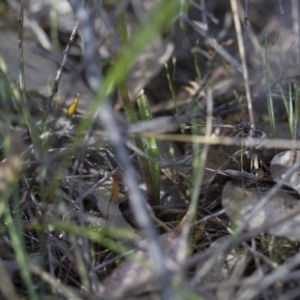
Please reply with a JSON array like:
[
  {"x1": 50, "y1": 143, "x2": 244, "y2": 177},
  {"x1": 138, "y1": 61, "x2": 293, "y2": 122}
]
[
  {"x1": 46, "y1": 22, "x2": 80, "y2": 117},
  {"x1": 230, "y1": 0, "x2": 254, "y2": 126}
]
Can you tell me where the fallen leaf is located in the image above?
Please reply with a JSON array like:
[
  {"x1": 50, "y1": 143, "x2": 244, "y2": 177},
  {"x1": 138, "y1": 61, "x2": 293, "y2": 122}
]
[
  {"x1": 99, "y1": 216, "x2": 190, "y2": 298},
  {"x1": 192, "y1": 236, "x2": 249, "y2": 300},
  {"x1": 0, "y1": 30, "x2": 93, "y2": 108},
  {"x1": 75, "y1": 180, "x2": 132, "y2": 230},
  {"x1": 222, "y1": 182, "x2": 300, "y2": 240},
  {"x1": 270, "y1": 150, "x2": 300, "y2": 193}
]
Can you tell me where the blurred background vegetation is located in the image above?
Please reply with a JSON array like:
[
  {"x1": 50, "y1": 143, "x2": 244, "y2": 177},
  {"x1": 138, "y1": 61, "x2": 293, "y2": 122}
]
[{"x1": 0, "y1": 0, "x2": 300, "y2": 299}]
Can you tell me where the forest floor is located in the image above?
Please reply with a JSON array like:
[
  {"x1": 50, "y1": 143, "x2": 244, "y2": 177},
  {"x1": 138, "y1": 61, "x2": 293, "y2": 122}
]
[{"x1": 0, "y1": 1, "x2": 300, "y2": 299}]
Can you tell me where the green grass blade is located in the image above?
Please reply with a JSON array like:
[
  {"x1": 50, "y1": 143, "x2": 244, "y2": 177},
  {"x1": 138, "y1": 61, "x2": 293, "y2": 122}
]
[{"x1": 137, "y1": 90, "x2": 161, "y2": 204}]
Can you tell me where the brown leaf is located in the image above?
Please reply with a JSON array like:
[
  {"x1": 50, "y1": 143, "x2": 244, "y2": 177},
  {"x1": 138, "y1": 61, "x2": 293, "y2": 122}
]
[
  {"x1": 222, "y1": 182, "x2": 300, "y2": 240},
  {"x1": 0, "y1": 30, "x2": 93, "y2": 108},
  {"x1": 270, "y1": 150, "x2": 300, "y2": 193},
  {"x1": 0, "y1": 133, "x2": 24, "y2": 195},
  {"x1": 100, "y1": 224, "x2": 189, "y2": 298},
  {"x1": 192, "y1": 236, "x2": 249, "y2": 300},
  {"x1": 75, "y1": 180, "x2": 132, "y2": 229}
]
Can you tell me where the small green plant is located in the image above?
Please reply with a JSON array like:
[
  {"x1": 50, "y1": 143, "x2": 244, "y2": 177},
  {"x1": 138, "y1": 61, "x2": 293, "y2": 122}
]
[
  {"x1": 164, "y1": 58, "x2": 179, "y2": 114},
  {"x1": 261, "y1": 33, "x2": 276, "y2": 137},
  {"x1": 50, "y1": 5, "x2": 60, "y2": 50},
  {"x1": 137, "y1": 90, "x2": 161, "y2": 203},
  {"x1": 278, "y1": 83, "x2": 294, "y2": 138},
  {"x1": 192, "y1": 39, "x2": 202, "y2": 82}
]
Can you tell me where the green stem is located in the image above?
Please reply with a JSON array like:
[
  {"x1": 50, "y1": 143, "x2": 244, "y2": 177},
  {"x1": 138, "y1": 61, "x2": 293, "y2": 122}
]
[
  {"x1": 137, "y1": 90, "x2": 161, "y2": 203},
  {"x1": 4, "y1": 190, "x2": 38, "y2": 300},
  {"x1": 117, "y1": 5, "x2": 157, "y2": 205},
  {"x1": 164, "y1": 60, "x2": 178, "y2": 114},
  {"x1": 18, "y1": 1, "x2": 41, "y2": 157}
]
